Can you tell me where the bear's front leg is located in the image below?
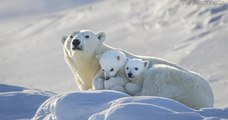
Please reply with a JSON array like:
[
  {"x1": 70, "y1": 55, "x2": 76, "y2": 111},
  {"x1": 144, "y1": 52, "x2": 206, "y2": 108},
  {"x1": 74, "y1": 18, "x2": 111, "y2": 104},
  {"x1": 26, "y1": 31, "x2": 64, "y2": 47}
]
[
  {"x1": 92, "y1": 78, "x2": 105, "y2": 90},
  {"x1": 104, "y1": 76, "x2": 126, "y2": 89},
  {"x1": 125, "y1": 83, "x2": 141, "y2": 96},
  {"x1": 110, "y1": 85, "x2": 125, "y2": 93}
]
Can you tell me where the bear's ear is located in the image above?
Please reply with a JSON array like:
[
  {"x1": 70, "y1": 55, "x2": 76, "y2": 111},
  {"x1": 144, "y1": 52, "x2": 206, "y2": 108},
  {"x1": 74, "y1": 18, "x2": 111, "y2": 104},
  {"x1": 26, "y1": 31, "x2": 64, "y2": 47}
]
[
  {"x1": 117, "y1": 56, "x2": 120, "y2": 61},
  {"x1": 96, "y1": 32, "x2": 106, "y2": 43},
  {"x1": 144, "y1": 60, "x2": 149, "y2": 69},
  {"x1": 96, "y1": 55, "x2": 101, "y2": 60},
  {"x1": 62, "y1": 35, "x2": 67, "y2": 45}
]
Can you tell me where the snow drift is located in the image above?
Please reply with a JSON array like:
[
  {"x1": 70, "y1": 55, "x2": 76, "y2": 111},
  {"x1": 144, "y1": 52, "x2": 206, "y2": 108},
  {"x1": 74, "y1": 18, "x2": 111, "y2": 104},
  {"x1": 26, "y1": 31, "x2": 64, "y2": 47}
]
[
  {"x1": 0, "y1": 84, "x2": 227, "y2": 120},
  {"x1": 33, "y1": 90, "x2": 228, "y2": 120},
  {"x1": 0, "y1": 84, "x2": 55, "y2": 120}
]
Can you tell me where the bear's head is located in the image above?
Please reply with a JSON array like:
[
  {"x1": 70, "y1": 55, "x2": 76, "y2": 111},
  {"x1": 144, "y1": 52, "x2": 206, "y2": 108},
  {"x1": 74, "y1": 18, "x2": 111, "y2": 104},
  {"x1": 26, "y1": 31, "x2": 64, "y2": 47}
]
[
  {"x1": 62, "y1": 30, "x2": 106, "y2": 58},
  {"x1": 125, "y1": 59, "x2": 149, "y2": 80},
  {"x1": 96, "y1": 50, "x2": 127, "y2": 80}
]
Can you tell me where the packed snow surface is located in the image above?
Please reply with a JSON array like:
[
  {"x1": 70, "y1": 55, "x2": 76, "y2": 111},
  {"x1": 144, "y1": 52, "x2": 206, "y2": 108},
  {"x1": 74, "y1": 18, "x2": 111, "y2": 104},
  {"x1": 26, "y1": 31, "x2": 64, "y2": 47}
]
[
  {"x1": 33, "y1": 90, "x2": 228, "y2": 120},
  {"x1": 0, "y1": 84, "x2": 55, "y2": 120}
]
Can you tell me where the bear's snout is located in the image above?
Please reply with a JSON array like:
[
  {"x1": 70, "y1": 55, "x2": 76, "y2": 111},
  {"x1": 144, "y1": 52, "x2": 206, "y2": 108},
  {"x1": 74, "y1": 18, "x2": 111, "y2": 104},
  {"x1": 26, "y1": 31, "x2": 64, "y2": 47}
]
[
  {"x1": 72, "y1": 39, "x2": 81, "y2": 46},
  {"x1": 128, "y1": 73, "x2": 132, "y2": 78},
  {"x1": 105, "y1": 77, "x2": 110, "y2": 80},
  {"x1": 72, "y1": 39, "x2": 83, "y2": 50}
]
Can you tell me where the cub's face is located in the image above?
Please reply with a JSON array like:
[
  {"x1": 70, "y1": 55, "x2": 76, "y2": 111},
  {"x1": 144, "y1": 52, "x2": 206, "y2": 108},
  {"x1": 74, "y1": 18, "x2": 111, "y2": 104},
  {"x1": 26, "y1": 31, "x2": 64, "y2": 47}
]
[
  {"x1": 62, "y1": 30, "x2": 106, "y2": 58},
  {"x1": 125, "y1": 59, "x2": 149, "y2": 80},
  {"x1": 96, "y1": 50, "x2": 127, "y2": 80}
]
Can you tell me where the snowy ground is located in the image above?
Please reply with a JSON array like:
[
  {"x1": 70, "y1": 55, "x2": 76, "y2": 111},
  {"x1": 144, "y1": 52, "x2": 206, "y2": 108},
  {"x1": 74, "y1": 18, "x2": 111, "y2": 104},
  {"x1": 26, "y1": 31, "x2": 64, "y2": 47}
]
[
  {"x1": 0, "y1": 84, "x2": 54, "y2": 120},
  {"x1": 0, "y1": 0, "x2": 228, "y2": 117},
  {"x1": 1, "y1": 85, "x2": 227, "y2": 120},
  {"x1": 32, "y1": 90, "x2": 228, "y2": 120}
]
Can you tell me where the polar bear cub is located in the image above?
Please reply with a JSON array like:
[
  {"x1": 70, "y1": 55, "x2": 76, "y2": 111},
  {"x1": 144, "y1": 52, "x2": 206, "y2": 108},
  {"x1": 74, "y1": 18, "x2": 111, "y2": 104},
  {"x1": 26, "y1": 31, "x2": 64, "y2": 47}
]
[
  {"x1": 92, "y1": 50, "x2": 129, "y2": 92},
  {"x1": 125, "y1": 59, "x2": 149, "y2": 95}
]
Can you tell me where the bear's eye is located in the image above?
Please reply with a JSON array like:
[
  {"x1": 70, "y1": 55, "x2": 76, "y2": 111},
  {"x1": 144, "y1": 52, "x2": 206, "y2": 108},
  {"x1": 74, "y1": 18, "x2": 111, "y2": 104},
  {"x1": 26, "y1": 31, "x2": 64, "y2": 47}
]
[
  {"x1": 70, "y1": 36, "x2": 73, "y2": 39},
  {"x1": 110, "y1": 68, "x2": 114, "y2": 72},
  {"x1": 135, "y1": 67, "x2": 138, "y2": 71},
  {"x1": 126, "y1": 67, "x2": 129, "y2": 70},
  {"x1": 102, "y1": 69, "x2": 105, "y2": 72},
  {"x1": 85, "y1": 35, "x2": 90, "y2": 39}
]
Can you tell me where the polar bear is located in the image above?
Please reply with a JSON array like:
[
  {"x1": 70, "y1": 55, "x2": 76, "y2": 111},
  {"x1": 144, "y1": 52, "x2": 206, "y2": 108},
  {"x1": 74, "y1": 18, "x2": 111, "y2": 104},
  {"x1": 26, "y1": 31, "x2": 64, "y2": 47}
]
[
  {"x1": 92, "y1": 50, "x2": 129, "y2": 92},
  {"x1": 124, "y1": 59, "x2": 149, "y2": 96},
  {"x1": 141, "y1": 64, "x2": 214, "y2": 109},
  {"x1": 62, "y1": 30, "x2": 214, "y2": 109}
]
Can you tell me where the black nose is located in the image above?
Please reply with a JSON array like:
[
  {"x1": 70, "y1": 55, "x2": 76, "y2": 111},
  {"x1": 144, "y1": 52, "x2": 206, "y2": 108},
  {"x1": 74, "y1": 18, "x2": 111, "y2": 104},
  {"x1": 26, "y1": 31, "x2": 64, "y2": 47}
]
[
  {"x1": 128, "y1": 73, "x2": 132, "y2": 77},
  {"x1": 72, "y1": 39, "x2": 81, "y2": 46},
  {"x1": 105, "y1": 77, "x2": 110, "y2": 80}
]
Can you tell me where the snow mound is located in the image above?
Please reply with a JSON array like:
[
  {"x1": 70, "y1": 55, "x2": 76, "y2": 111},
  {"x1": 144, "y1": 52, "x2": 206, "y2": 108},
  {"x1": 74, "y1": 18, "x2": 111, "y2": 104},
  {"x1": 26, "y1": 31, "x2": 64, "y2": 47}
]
[
  {"x1": 33, "y1": 90, "x2": 128, "y2": 120},
  {"x1": 33, "y1": 90, "x2": 228, "y2": 120},
  {"x1": 0, "y1": 84, "x2": 55, "y2": 120},
  {"x1": 0, "y1": 84, "x2": 25, "y2": 92}
]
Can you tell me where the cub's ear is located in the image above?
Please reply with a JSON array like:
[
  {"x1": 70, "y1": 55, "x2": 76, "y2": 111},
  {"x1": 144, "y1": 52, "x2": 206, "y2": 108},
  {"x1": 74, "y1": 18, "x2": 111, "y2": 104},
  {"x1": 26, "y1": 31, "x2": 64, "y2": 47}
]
[
  {"x1": 96, "y1": 32, "x2": 106, "y2": 43},
  {"x1": 62, "y1": 35, "x2": 67, "y2": 45},
  {"x1": 117, "y1": 56, "x2": 120, "y2": 61},
  {"x1": 96, "y1": 55, "x2": 101, "y2": 60},
  {"x1": 144, "y1": 60, "x2": 149, "y2": 69}
]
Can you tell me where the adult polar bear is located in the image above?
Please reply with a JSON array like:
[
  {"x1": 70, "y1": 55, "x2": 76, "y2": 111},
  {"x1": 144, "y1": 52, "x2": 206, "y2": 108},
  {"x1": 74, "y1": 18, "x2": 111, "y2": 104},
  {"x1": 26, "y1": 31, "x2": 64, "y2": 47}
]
[{"x1": 62, "y1": 30, "x2": 214, "y2": 109}]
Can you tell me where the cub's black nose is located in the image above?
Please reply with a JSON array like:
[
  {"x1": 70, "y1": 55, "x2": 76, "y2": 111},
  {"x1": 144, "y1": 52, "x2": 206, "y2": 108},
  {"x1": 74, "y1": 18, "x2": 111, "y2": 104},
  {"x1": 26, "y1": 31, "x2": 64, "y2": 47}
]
[
  {"x1": 128, "y1": 73, "x2": 132, "y2": 78},
  {"x1": 72, "y1": 39, "x2": 81, "y2": 46},
  {"x1": 105, "y1": 77, "x2": 110, "y2": 80}
]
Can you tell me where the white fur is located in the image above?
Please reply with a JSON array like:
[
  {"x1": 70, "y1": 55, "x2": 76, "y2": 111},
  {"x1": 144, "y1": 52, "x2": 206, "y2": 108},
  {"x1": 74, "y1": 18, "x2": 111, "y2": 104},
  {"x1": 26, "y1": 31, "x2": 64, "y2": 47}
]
[
  {"x1": 96, "y1": 50, "x2": 128, "y2": 80},
  {"x1": 124, "y1": 59, "x2": 149, "y2": 95},
  {"x1": 141, "y1": 64, "x2": 214, "y2": 109},
  {"x1": 92, "y1": 50, "x2": 128, "y2": 92},
  {"x1": 92, "y1": 75, "x2": 104, "y2": 90},
  {"x1": 104, "y1": 76, "x2": 126, "y2": 92},
  {"x1": 125, "y1": 83, "x2": 141, "y2": 96},
  {"x1": 62, "y1": 30, "x2": 214, "y2": 109}
]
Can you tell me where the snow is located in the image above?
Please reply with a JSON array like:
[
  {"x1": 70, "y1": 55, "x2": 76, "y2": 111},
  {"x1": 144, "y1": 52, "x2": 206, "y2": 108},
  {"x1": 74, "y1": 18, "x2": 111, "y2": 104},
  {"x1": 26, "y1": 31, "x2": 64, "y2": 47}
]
[
  {"x1": 0, "y1": 84, "x2": 55, "y2": 120},
  {"x1": 0, "y1": 0, "x2": 97, "y2": 20},
  {"x1": 1, "y1": 86, "x2": 227, "y2": 120},
  {"x1": 33, "y1": 90, "x2": 128, "y2": 120},
  {"x1": 32, "y1": 90, "x2": 228, "y2": 120}
]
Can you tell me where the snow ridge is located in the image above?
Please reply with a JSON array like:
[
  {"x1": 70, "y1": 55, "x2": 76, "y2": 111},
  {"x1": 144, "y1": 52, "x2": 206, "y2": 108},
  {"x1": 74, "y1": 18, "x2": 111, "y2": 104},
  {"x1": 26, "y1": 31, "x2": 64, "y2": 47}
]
[
  {"x1": 0, "y1": 84, "x2": 55, "y2": 120},
  {"x1": 32, "y1": 90, "x2": 228, "y2": 120}
]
